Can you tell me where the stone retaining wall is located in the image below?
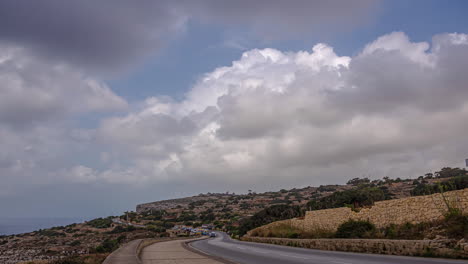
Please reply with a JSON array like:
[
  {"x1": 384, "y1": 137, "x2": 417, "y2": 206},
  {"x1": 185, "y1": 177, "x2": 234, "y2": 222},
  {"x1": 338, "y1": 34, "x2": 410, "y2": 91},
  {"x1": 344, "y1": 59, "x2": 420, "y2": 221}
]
[
  {"x1": 249, "y1": 188, "x2": 468, "y2": 235},
  {"x1": 241, "y1": 236, "x2": 468, "y2": 258}
]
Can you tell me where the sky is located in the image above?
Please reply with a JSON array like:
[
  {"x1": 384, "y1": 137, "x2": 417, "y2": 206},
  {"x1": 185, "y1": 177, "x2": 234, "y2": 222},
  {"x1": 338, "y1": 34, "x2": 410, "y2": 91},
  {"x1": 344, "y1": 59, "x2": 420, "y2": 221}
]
[{"x1": 1, "y1": 0, "x2": 468, "y2": 218}]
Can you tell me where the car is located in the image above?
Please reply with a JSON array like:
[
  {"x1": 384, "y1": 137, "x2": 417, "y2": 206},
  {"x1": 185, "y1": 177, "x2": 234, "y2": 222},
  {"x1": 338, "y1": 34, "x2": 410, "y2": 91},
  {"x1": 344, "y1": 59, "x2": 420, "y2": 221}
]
[{"x1": 209, "y1": 232, "x2": 216, "y2": 237}]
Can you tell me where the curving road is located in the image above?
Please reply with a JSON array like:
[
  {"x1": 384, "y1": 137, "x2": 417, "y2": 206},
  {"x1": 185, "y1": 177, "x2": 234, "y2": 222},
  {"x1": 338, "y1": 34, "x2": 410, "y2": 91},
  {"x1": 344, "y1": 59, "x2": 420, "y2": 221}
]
[{"x1": 190, "y1": 232, "x2": 467, "y2": 264}]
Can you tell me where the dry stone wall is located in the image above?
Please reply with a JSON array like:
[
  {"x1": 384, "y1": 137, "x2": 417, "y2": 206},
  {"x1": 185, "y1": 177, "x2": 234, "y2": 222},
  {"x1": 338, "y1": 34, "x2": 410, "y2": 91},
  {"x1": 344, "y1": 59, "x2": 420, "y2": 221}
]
[
  {"x1": 241, "y1": 236, "x2": 468, "y2": 258},
  {"x1": 249, "y1": 188, "x2": 468, "y2": 234}
]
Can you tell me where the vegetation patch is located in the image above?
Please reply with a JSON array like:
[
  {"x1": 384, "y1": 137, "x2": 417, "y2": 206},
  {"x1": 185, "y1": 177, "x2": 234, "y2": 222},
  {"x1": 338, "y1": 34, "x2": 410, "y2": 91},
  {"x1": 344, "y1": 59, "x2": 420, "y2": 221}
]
[
  {"x1": 411, "y1": 173, "x2": 468, "y2": 196},
  {"x1": 49, "y1": 254, "x2": 108, "y2": 264},
  {"x1": 36, "y1": 229, "x2": 66, "y2": 237},
  {"x1": 307, "y1": 186, "x2": 392, "y2": 211},
  {"x1": 335, "y1": 220, "x2": 376, "y2": 238},
  {"x1": 238, "y1": 204, "x2": 304, "y2": 236},
  {"x1": 86, "y1": 217, "x2": 113, "y2": 229},
  {"x1": 94, "y1": 235, "x2": 126, "y2": 253}
]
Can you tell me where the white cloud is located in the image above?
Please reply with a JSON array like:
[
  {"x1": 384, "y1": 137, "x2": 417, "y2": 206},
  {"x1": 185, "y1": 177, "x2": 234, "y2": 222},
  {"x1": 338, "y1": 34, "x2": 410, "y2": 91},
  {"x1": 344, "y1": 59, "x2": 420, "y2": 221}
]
[
  {"x1": 2, "y1": 32, "x2": 468, "y2": 196},
  {"x1": 82, "y1": 32, "x2": 468, "y2": 189}
]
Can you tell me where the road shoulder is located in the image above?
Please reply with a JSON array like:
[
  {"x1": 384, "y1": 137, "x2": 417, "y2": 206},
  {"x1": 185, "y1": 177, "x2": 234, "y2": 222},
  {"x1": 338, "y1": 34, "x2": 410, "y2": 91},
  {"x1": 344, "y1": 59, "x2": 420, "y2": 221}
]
[
  {"x1": 183, "y1": 238, "x2": 239, "y2": 264},
  {"x1": 140, "y1": 237, "x2": 224, "y2": 264}
]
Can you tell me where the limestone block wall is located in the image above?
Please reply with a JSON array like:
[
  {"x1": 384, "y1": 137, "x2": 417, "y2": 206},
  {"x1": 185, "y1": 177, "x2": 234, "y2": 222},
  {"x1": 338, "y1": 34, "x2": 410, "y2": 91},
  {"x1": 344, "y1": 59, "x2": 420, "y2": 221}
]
[
  {"x1": 249, "y1": 188, "x2": 468, "y2": 235},
  {"x1": 241, "y1": 236, "x2": 468, "y2": 258}
]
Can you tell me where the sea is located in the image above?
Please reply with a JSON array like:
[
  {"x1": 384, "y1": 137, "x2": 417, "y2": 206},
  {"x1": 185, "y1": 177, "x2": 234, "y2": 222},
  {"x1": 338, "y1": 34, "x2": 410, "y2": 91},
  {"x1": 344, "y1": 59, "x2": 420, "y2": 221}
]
[{"x1": 0, "y1": 217, "x2": 88, "y2": 236}]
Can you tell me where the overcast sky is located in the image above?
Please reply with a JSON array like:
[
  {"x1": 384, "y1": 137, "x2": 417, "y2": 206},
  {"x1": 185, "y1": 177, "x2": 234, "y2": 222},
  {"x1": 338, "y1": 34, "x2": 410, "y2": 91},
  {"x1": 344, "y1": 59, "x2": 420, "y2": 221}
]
[{"x1": 1, "y1": 0, "x2": 468, "y2": 218}]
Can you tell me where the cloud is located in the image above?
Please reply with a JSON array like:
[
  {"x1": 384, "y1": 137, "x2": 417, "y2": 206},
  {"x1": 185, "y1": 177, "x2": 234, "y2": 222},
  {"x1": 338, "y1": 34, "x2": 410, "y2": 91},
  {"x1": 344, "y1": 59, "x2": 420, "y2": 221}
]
[
  {"x1": 2, "y1": 32, "x2": 468, "y2": 211},
  {"x1": 86, "y1": 32, "x2": 468, "y2": 189},
  {"x1": 0, "y1": 44, "x2": 127, "y2": 127},
  {"x1": 0, "y1": 0, "x2": 377, "y2": 73},
  {"x1": 0, "y1": 0, "x2": 187, "y2": 74}
]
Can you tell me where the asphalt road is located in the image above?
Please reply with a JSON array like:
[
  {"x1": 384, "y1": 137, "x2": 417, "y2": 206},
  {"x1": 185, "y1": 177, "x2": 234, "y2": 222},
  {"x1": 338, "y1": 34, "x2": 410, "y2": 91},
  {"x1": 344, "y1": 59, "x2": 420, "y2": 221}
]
[{"x1": 190, "y1": 232, "x2": 467, "y2": 264}]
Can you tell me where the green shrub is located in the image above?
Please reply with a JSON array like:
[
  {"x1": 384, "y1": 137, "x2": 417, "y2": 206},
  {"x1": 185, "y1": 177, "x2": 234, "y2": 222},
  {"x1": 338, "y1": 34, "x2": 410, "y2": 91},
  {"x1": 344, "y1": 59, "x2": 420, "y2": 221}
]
[
  {"x1": 69, "y1": 240, "x2": 81, "y2": 246},
  {"x1": 146, "y1": 225, "x2": 166, "y2": 233},
  {"x1": 238, "y1": 204, "x2": 304, "y2": 235},
  {"x1": 444, "y1": 213, "x2": 468, "y2": 239},
  {"x1": 307, "y1": 186, "x2": 392, "y2": 211},
  {"x1": 335, "y1": 220, "x2": 376, "y2": 238},
  {"x1": 411, "y1": 172, "x2": 468, "y2": 196},
  {"x1": 108, "y1": 225, "x2": 136, "y2": 234},
  {"x1": 36, "y1": 229, "x2": 66, "y2": 237},
  {"x1": 382, "y1": 222, "x2": 427, "y2": 240},
  {"x1": 86, "y1": 217, "x2": 113, "y2": 228},
  {"x1": 95, "y1": 235, "x2": 125, "y2": 253}
]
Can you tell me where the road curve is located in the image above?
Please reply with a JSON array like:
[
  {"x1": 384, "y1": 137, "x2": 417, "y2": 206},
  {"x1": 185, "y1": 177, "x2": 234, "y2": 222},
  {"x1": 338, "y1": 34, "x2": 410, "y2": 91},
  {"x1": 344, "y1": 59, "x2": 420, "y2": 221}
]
[{"x1": 190, "y1": 232, "x2": 467, "y2": 264}]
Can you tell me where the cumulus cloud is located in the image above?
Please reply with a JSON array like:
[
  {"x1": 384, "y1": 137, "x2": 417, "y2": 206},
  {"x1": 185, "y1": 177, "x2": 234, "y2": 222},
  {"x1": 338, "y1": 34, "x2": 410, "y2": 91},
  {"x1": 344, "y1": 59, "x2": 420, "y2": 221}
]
[
  {"x1": 0, "y1": 0, "x2": 377, "y2": 73},
  {"x1": 2, "y1": 32, "x2": 467, "y2": 199},
  {"x1": 82, "y1": 32, "x2": 468, "y2": 189}
]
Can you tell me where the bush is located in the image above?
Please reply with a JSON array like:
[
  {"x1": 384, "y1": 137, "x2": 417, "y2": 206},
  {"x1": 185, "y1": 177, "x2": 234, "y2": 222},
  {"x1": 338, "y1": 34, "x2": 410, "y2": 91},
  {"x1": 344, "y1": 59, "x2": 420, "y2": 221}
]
[
  {"x1": 238, "y1": 205, "x2": 304, "y2": 236},
  {"x1": 146, "y1": 225, "x2": 166, "y2": 233},
  {"x1": 347, "y1": 177, "x2": 370, "y2": 186},
  {"x1": 411, "y1": 174, "x2": 468, "y2": 196},
  {"x1": 86, "y1": 217, "x2": 113, "y2": 229},
  {"x1": 95, "y1": 235, "x2": 125, "y2": 253},
  {"x1": 335, "y1": 220, "x2": 376, "y2": 238},
  {"x1": 69, "y1": 240, "x2": 81, "y2": 246},
  {"x1": 107, "y1": 225, "x2": 136, "y2": 234},
  {"x1": 444, "y1": 212, "x2": 468, "y2": 239},
  {"x1": 307, "y1": 186, "x2": 392, "y2": 211},
  {"x1": 382, "y1": 222, "x2": 427, "y2": 240},
  {"x1": 36, "y1": 229, "x2": 66, "y2": 237}
]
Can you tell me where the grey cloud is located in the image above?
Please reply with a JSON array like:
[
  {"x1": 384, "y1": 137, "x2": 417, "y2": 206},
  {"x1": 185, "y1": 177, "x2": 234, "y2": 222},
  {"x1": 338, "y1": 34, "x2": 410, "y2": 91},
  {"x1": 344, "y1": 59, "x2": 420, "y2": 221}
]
[
  {"x1": 0, "y1": 0, "x2": 184, "y2": 73},
  {"x1": 0, "y1": 45, "x2": 128, "y2": 127},
  {"x1": 0, "y1": 0, "x2": 377, "y2": 73}
]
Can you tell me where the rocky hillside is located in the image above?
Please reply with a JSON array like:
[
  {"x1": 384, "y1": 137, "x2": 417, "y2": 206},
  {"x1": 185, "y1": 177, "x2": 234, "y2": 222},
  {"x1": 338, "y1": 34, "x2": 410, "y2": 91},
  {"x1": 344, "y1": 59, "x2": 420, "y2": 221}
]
[
  {"x1": 136, "y1": 180, "x2": 411, "y2": 214},
  {"x1": 134, "y1": 167, "x2": 467, "y2": 236},
  {"x1": 0, "y1": 218, "x2": 167, "y2": 264}
]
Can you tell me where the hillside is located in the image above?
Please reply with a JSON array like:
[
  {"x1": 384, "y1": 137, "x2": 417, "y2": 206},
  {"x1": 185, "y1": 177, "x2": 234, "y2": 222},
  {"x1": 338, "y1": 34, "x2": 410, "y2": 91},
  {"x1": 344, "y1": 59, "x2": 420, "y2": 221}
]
[
  {"x1": 2, "y1": 167, "x2": 466, "y2": 263},
  {"x1": 136, "y1": 178, "x2": 415, "y2": 214},
  {"x1": 134, "y1": 167, "x2": 467, "y2": 236}
]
